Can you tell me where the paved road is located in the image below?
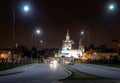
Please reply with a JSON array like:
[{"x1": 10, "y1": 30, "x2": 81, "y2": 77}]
[
  {"x1": 0, "y1": 64, "x2": 68, "y2": 83},
  {"x1": 0, "y1": 63, "x2": 40, "y2": 76},
  {"x1": 62, "y1": 80, "x2": 120, "y2": 83},
  {"x1": 69, "y1": 64, "x2": 120, "y2": 80}
]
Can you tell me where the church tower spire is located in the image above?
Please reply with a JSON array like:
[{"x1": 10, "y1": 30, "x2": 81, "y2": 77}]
[
  {"x1": 62, "y1": 29, "x2": 74, "y2": 50},
  {"x1": 66, "y1": 29, "x2": 70, "y2": 41}
]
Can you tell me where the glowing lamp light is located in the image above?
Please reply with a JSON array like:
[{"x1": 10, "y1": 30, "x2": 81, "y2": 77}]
[
  {"x1": 23, "y1": 5, "x2": 29, "y2": 12},
  {"x1": 81, "y1": 31, "x2": 84, "y2": 35},
  {"x1": 53, "y1": 60, "x2": 57, "y2": 64},
  {"x1": 36, "y1": 29, "x2": 40, "y2": 34},
  {"x1": 40, "y1": 40, "x2": 43, "y2": 43},
  {"x1": 109, "y1": 4, "x2": 114, "y2": 10},
  {"x1": 108, "y1": 3, "x2": 117, "y2": 12},
  {"x1": 0, "y1": 53, "x2": 8, "y2": 59},
  {"x1": 49, "y1": 60, "x2": 57, "y2": 70}
]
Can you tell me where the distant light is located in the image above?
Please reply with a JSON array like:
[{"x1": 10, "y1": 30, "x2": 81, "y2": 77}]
[
  {"x1": 107, "y1": 2, "x2": 117, "y2": 13},
  {"x1": 109, "y1": 4, "x2": 114, "y2": 10},
  {"x1": 16, "y1": 43, "x2": 18, "y2": 47},
  {"x1": 36, "y1": 29, "x2": 40, "y2": 34},
  {"x1": 8, "y1": 51, "x2": 11, "y2": 55},
  {"x1": 49, "y1": 60, "x2": 57, "y2": 70},
  {"x1": 81, "y1": 31, "x2": 84, "y2": 35},
  {"x1": 23, "y1": 5, "x2": 29, "y2": 12},
  {"x1": 40, "y1": 40, "x2": 43, "y2": 43},
  {"x1": 53, "y1": 60, "x2": 57, "y2": 64},
  {"x1": 94, "y1": 52, "x2": 96, "y2": 55}
]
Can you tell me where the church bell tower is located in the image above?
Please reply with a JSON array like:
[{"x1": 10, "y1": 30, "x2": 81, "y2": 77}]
[{"x1": 62, "y1": 30, "x2": 74, "y2": 50}]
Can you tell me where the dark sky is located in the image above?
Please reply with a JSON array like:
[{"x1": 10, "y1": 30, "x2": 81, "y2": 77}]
[{"x1": 0, "y1": 0, "x2": 120, "y2": 50}]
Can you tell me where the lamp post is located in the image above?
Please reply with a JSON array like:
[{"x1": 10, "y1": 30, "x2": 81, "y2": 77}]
[
  {"x1": 12, "y1": 12, "x2": 15, "y2": 64},
  {"x1": 12, "y1": 4, "x2": 30, "y2": 64},
  {"x1": 80, "y1": 31, "x2": 84, "y2": 42},
  {"x1": 80, "y1": 31, "x2": 89, "y2": 48},
  {"x1": 31, "y1": 29, "x2": 41, "y2": 62},
  {"x1": 32, "y1": 29, "x2": 41, "y2": 46}
]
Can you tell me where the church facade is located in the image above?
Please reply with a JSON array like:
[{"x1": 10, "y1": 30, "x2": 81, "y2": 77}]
[{"x1": 61, "y1": 30, "x2": 84, "y2": 58}]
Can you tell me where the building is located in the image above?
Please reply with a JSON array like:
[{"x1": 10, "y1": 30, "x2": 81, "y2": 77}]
[
  {"x1": 62, "y1": 30, "x2": 74, "y2": 50},
  {"x1": 111, "y1": 40, "x2": 119, "y2": 52},
  {"x1": 61, "y1": 30, "x2": 84, "y2": 58}
]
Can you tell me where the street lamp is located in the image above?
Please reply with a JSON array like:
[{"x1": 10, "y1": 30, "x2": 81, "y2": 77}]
[
  {"x1": 23, "y1": 5, "x2": 30, "y2": 12},
  {"x1": 31, "y1": 29, "x2": 41, "y2": 62},
  {"x1": 107, "y1": 2, "x2": 117, "y2": 13},
  {"x1": 32, "y1": 29, "x2": 41, "y2": 46},
  {"x1": 109, "y1": 4, "x2": 114, "y2": 10},
  {"x1": 80, "y1": 31, "x2": 85, "y2": 42},
  {"x1": 81, "y1": 31, "x2": 84, "y2": 35},
  {"x1": 12, "y1": 4, "x2": 30, "y2": 64},
  {"x1": 33, "y1": 29, "x2": 41, "y2": 45},
  {"x1": 36, "y1": 29, "x2": 41, "y2": 34},
  {"x1": 80, "y1": 31, "x2": 89, "y2": 47}
]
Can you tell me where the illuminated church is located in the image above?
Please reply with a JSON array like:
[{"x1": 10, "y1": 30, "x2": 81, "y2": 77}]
[{"x1": 61, "y1": 30, "x2": 84, "y2": 58}]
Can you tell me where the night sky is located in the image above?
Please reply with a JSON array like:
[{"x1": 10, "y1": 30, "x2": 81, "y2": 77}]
[{"x1": 0, "y1": 0, "x2": 120, "y2": 50}]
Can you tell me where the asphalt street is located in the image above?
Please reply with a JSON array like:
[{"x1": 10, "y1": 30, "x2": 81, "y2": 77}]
[
  {"x1": 0, "y1": 64, "x2": 68, "y2": 83},
  {"x1": 1, "y1": 63, "x2": 120, "y2": 83},
  {"x1": 69, "y1": 64, "x2": 120, "y2": 79}
]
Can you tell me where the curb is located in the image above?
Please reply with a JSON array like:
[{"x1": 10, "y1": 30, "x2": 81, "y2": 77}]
[
  {"x1": 59, "y1": 64, "x2": 72, "y2": 80},
  {"x1": 0, "y1": 71, "x2": 22, "y2": 76},
  {"x1": 52, "y1": 64, "x2": 72, "y2": 83}
]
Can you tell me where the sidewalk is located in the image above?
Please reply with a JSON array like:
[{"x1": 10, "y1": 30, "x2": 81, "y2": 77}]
[{"x1": 0, "y1": 63, "x2": 40, "y2": 76}]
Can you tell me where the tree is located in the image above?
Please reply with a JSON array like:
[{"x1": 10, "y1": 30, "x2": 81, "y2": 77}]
[{"x1": 89, "y1": 44, "x2": 95, "y2": 50}]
